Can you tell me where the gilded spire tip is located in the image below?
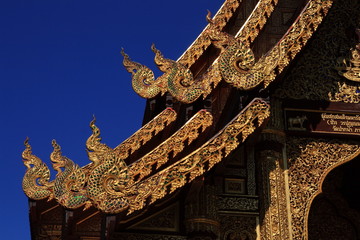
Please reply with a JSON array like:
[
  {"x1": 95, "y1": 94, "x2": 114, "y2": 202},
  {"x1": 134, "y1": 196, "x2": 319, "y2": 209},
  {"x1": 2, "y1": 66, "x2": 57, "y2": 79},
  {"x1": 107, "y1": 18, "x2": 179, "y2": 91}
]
[
  {"x1": 90, "y1": 115, "x2": 96, "y2": 128},
  {"x1": 24, "y1": 137, "x2": 31, "y2": 149},
  {"x1": 51, "y1": 139, "x2": 61, "y2": 151},
  {"x1": 120, "y1": 48, "x2": 127, "y2": 58}
]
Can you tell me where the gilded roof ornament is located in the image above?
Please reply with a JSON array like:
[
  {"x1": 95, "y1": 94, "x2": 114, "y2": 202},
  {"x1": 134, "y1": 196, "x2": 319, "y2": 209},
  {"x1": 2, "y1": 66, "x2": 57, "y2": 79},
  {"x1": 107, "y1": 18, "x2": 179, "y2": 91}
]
[
  {"x1": 121, "y1": 49, "x2": 160, "y2": 99},
  {"x1": 114, "y1": 107, "x2": 177, "y2": 153},
  {"x1": 123, "y1": 0, "x2": 333, "y2": 102},
  {"x1": 22, "y1": 138, "x2": 53, "y2": 201},
  {"x1": 206, "y1": 10, "x2": 280, "y2": 90},
  {"x1": 329, "y1": 82, "x2": 360, "y2": 103},
  {"x1": 122, "y1": 45, "x2": 204, "y2": 103},
  {"x1": 86, "y1": 109, "x2": 213, "y2": 214},
  {"x1": 120, "y1": 99, "x2": 269, "y2": 215},
  {"x1": 208, "y1": 0, "x2": 333, "y2": 91},
  {"x1": 336, "y1": 28, "x2": 360, "y2": 82},
  {"x1": 178, "y1": 0, "x2": 241, "y2": 67},
  {"x1": 50, "y1": 140, "x2": 92, "y2": 210}
]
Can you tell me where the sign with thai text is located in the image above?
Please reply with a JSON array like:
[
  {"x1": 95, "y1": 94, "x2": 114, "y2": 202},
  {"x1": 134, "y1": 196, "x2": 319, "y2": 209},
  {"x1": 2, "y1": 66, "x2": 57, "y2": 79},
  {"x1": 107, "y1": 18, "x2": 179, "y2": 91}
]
[
  {"x1": 321, "y1": 113, "x2": 360, "y2": 134},
  {"x1": 285, "y1": 109, "x2": 360, "y2": 136}
]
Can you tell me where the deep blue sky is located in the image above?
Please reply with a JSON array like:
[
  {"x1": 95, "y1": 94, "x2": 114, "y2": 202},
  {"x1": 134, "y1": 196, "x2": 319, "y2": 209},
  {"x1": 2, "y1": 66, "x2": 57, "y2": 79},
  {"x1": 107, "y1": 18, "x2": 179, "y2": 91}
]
[{"x1": 0, "y1": 0, "x2": 223, "y2": 238}]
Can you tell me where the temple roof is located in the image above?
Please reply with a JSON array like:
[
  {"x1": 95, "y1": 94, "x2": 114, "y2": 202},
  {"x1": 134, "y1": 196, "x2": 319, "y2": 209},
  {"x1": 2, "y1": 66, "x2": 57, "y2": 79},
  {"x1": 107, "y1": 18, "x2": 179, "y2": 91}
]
[{"x1": 23, "y1": 0, "x2": 335, "y2": 215}]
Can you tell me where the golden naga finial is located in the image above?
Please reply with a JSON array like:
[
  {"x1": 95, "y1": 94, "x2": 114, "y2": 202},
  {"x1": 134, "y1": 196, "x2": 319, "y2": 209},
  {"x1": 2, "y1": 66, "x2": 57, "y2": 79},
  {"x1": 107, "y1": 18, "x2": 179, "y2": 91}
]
[
  {"x1": 22, "y1": 137, "x2": 53, "y2": 200},
  {"x1": 121, "y1": 47, "x2": 160, "y2": 99},
  {"x1": 122, "y1": 44, "x2": 201, "y2": 103}
]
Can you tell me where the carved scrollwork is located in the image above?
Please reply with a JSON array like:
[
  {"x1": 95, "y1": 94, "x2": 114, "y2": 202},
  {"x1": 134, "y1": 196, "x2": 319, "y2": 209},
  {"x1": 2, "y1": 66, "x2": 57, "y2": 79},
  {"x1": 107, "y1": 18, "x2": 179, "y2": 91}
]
[
  {"x1": 211, "y1": 0, "x2": 333, "y2": 91},
  {"x1": 122, "y1": 45, "x2": 206, "y2": 103},
  {"x1": 336, "y1": 28, "x2": 360, "y2": 82},
  {"x1": 217, "y1": 196, "x2": 258, "y2": 211},
  {"x1": 125, "y1": 99, "x2": 269, "y2": 215},
  {"x1": 178, "y1": 0, "x2": 241, "y2": 68},
  {"x1": 275, "y1": 0, "x2": 359, "y2": 101},
  {"x1": 114, "y1": 107, "x2": 177, "y2": 153},
  {"x1": 287, "y1": 137, "x2": 360, "y2": 240},
  {"x1": 328, "y1": 82, "x2": 360, "y2": 103},
  {"x1": 86, "y1": 109, "x2": 213, "y2": 214},
  {"x1": 258, "y1": 150, "x2": 290, "y2": 240}
]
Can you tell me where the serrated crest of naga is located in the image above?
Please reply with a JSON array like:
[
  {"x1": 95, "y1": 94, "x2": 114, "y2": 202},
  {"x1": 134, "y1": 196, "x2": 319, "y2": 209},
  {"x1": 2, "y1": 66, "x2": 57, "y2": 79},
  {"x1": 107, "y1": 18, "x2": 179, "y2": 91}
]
[
  {"x1": 86, "y1": 109, "x2": 213, "y2": 214},
  {"x1": 50, "y1": 140, "x2": 92, "y2": 210},
  {"x1": 122, "y1": 45, "x2": 204, "y2": 104},
  {"x1": 22, "y1": 138, "x2": 53, "y2": 201}
]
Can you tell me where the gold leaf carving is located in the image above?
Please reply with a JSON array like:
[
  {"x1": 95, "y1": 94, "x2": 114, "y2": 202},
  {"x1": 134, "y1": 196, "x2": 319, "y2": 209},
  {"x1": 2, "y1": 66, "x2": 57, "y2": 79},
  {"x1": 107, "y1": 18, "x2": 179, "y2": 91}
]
[
  {"x1": 22, "y1": 138, "x2": 54, "y2": 200},
  {"x1": 329, "y1": 82, "x2": 360, "y2": 103},
  {"x1": 275, "y1": 0, "x2": 358, "y2": 101},
  {"x1": 86, "y1": 109, "x2": 213, "y2": 214},
  {"x1": 287, "y1": 138, "x2": 360, "y2": 240},
  {"x1": 213, "y1": 0, "x2": 333, "y2": 91},
  {"x1": 336, "y1": 33, "x2": 360, "y2": 82},
  {"x1": 178, "y1": 0, "x2": 241, "y2": 68},
  {"x1": 50, "y1": 140, "x2": 91, "y2": 210},
  {"x1": 126, "y1": 98, "x2": 269, "y2": 215}
]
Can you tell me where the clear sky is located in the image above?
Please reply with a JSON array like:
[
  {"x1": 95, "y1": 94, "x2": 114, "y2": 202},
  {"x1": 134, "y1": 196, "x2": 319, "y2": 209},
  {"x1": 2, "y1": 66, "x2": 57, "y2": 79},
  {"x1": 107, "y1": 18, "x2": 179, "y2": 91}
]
[{"x1": 0, "y1": 0, "x2": 223, "y2": 239}]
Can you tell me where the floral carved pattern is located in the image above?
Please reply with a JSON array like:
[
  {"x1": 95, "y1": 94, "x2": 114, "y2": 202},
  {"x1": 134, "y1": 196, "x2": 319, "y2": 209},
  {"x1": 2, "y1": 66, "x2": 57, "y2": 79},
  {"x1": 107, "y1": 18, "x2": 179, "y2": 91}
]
[
  {"x1": 259, "y1": 150, "x2": 290, "y2": 240},
  {"x1": 275, "y1": 0, "x2": 360, "y2": 101},
  {"x1": 286, "y1": 137, "x2": 360, "y2": 240}
]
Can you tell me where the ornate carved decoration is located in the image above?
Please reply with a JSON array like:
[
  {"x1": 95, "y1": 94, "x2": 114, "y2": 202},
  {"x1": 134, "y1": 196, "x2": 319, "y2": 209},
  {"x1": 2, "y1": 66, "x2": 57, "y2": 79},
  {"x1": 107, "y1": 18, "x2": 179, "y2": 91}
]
[
  {"x1": 114, "y1": 107, "x2": 176, "y2": 152},
  {"x1": 128, "y1": 110, "x2": 213, "y2": 183},
  {"x1": 110, "y1": 233, "x2": 186, "y2": 240},
  {"x1": 86, "y1": 109, "x2": 213, "y2": 214},
  {"x1": 237, "y1": 0, "x2": 279, "y2": 46},
  {"x1": 87, "y1": 108, "x2": 177, "y2": 167},
  {"x1": 119, "y1": 99, "x2": 269, "y2": 215},
  {"x1": 50, "y1": 140, "x2": 92, "y2": 210},
  {"x1": 275, "y1": 0, "x2": 360, "y2": 101},
  {"x1": 258, "y1": 150, "x2": 290, "y2": 240},
  {"x1": 122, "y1": 0, "x2": 331, "y2": 103},
  {"x1": 205, "y1": 0, "x2": 279, "y2": 50},
  {"x1": 122, "y1": 45, "x2": 204, "y2": 103},
  {"x1": 286, "y1": 137, "x2": 360, "y2": 240},
  {"x1": 178, "y1": 0, "x2": 241, "y2": 68},
  {"x1": 336, "y1": 28, "x2": 360, "y2": 82},
  {"x1": 219, "y1": 215, "x2": 257, "y2": 240},
  {"x1": 83, "y1": 99, "x2": 268, "y2": 215},
  {"x1": 22, "y1": 108, "x2": 176, "y2": 206},
  {"x1": 22, "y1": 138, "x2": 53, "y2": 201},
  {"x1": 212, "y1": 0, "x2": 333, "y2": 91},
  {"x1": 328, "y1": 82, "x2": 360, "y2": 103},
  {"x1": 217, "y1": 196, "x2": 258, "y2": 211}
]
